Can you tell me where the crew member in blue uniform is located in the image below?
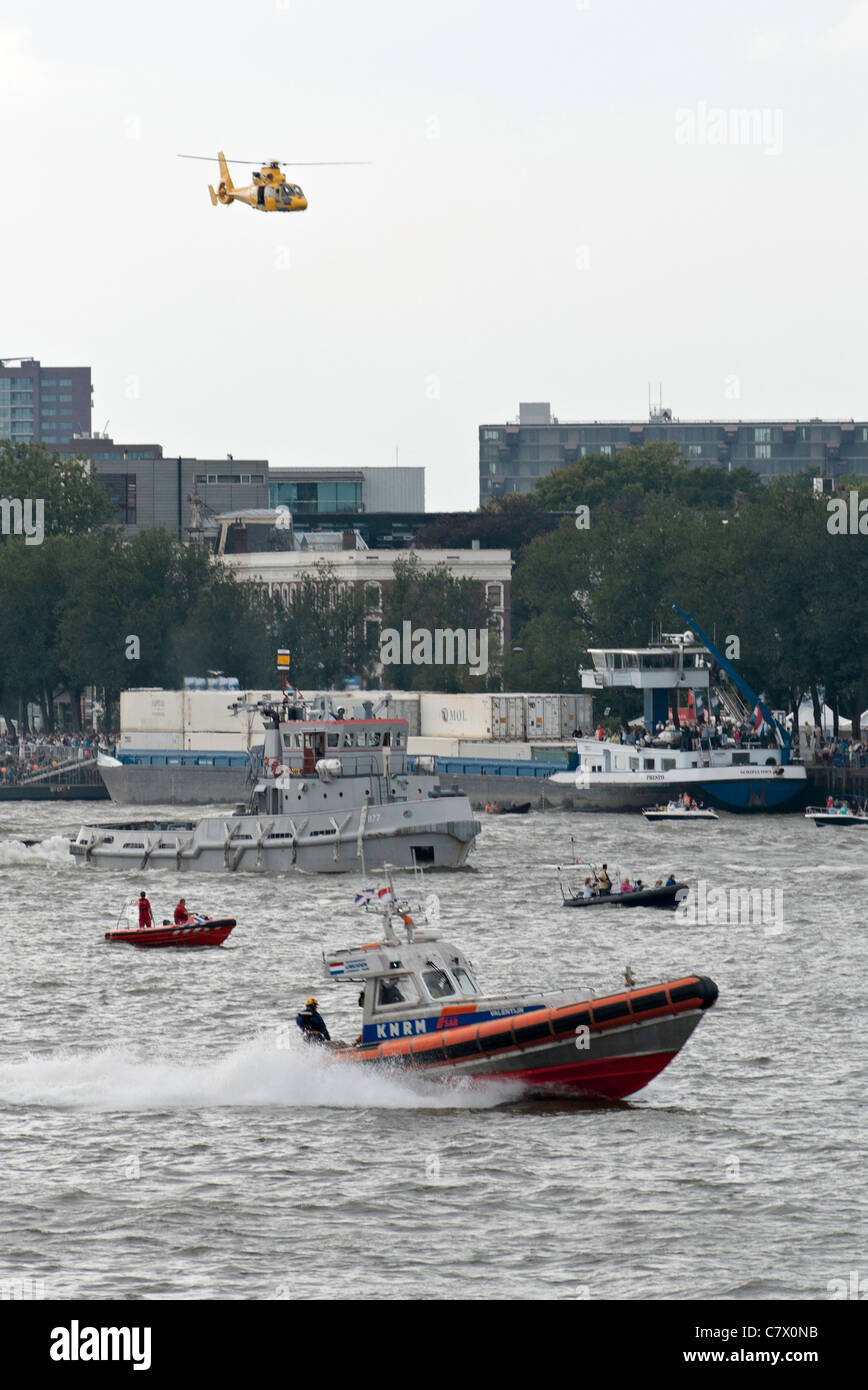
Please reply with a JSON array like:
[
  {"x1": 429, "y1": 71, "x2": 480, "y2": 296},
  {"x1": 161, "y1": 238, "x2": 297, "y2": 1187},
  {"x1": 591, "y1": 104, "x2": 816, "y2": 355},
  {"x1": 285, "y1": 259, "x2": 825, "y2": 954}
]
[{"x1": 296, "y1": 996, "x2": 330, "y2": 1043}]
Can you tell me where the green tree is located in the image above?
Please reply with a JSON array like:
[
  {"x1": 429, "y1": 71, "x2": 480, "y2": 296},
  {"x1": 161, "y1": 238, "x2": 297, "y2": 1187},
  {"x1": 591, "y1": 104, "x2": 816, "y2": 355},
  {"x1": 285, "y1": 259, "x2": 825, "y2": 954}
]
[
  {"x1": 272, "y1": 561, "x2": 378, "y2": 688},
  {"x1": 412, "y1": 493, "x2": 557, "y2": 558},
  {"x1": 380, "y1": 553, "x2": 496, "y2": 691},
  {"x1": 531, "y1": 441, "x2": 759, "y2": 516},
  {"x1": 0, "y1": 440, "x2": 112, "y2": 537}
]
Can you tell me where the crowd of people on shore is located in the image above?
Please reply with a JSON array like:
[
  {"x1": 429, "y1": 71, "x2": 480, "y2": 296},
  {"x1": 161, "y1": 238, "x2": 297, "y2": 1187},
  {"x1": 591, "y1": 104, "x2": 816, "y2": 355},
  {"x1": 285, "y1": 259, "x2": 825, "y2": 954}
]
[
  {"x1": 803, "y1": 731, "x2": 868, "y2": 768},
  {"x1": 0, "y1": 732, "x2": 118, "y2": 784}
]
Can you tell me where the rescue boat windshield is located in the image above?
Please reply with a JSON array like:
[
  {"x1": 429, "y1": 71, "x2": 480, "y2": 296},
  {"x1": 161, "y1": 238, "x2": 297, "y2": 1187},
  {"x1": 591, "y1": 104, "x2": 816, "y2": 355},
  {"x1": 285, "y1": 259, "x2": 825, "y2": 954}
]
[
  {"x1": 423, "y1": 967, "x2": 456, "y2": 999},
  {"x1": 452, "y1": 966, "x2": 479, "y2": 995}
]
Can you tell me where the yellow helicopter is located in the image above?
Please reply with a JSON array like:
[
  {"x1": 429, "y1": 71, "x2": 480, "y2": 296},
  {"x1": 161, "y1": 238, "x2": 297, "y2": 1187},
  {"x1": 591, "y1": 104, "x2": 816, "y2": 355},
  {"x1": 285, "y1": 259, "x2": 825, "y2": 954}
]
[{"x1": 178, "y1": 151, "x2": 369, "y2": 213}]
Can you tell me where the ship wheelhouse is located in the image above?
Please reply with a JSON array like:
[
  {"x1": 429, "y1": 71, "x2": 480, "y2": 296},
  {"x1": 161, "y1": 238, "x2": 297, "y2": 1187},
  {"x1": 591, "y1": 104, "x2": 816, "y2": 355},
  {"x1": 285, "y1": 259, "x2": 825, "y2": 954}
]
[{"x1": 278, "y1": 718, "x2": 408, "y2": 775}]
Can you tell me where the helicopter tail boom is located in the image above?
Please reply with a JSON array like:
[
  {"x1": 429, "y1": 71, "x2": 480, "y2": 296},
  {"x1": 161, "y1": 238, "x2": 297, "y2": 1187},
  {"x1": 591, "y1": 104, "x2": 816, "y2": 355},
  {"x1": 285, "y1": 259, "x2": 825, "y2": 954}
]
[{"x1": 217, "y1": 151, "x2": 234, "y2": 192}]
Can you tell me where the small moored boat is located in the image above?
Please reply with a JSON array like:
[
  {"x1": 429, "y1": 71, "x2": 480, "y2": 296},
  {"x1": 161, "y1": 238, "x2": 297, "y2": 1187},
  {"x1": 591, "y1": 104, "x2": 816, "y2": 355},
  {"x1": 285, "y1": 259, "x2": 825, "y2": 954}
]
[
  {"x1": 319, "y1": 887, "x2": 716, "y2": 1099},
  {"x1": 105, "y1": 898, "x2": 236, "y2": 948},
  {"x1": 805, "y1": 804, "x2": 868, "y2": 828}
]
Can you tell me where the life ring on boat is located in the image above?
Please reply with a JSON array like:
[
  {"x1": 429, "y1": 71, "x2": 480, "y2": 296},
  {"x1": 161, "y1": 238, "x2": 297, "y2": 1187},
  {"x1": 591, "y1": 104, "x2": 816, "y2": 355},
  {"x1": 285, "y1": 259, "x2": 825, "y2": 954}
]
[{"x1": 271, "y1": 759, "x2": 284, "y2": 776}]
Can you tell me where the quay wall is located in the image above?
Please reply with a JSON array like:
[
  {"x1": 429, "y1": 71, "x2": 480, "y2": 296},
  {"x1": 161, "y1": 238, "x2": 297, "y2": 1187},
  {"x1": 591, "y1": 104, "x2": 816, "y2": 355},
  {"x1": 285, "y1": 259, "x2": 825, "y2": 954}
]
[{"x1": 805, "y1": 766, "x2": 868, "y2": 799}]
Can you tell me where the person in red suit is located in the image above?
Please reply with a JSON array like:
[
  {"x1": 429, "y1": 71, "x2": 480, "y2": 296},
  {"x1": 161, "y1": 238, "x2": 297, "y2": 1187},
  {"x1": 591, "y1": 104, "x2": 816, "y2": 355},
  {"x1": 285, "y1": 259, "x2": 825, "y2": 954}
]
[
  {"x1": 174, "y1": 898, "x2": 189, "y2": 925},
  {"x1": 137, "y1": 891, "x2": 153, "y2": 928}
]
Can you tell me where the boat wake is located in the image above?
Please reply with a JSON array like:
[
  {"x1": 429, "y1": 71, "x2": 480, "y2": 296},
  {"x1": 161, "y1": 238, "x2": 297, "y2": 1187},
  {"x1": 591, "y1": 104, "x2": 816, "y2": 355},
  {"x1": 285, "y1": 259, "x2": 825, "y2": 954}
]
[
  {"x1": 0, "y1": 1039, "x2": 521, "y2": 1112},
  {"x1": 0, "y1": 834, "x2": 73, "y2": 867}
]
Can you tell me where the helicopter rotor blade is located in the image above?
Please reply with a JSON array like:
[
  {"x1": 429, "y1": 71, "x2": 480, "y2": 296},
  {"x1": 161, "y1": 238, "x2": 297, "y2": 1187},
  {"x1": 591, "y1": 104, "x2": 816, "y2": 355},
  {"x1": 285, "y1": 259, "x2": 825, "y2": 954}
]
[{"x1": 178, "y1": 154, "x2": 371, "y2": 166}]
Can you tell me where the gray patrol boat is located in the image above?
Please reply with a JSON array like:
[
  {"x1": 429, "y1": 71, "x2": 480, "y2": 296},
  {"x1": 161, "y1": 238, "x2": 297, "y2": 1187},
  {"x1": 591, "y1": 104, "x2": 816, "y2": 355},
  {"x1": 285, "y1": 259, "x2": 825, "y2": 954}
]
[{"x1": 70, "y1": 692, "x2": 481, "y2": 873}]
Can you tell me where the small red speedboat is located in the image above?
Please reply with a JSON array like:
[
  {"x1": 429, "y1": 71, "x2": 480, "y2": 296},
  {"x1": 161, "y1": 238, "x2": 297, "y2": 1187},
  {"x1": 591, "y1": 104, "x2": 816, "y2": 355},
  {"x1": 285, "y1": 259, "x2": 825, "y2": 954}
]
[{"x1": 106, "y1": 899, "x2": 236, "y2": 948}]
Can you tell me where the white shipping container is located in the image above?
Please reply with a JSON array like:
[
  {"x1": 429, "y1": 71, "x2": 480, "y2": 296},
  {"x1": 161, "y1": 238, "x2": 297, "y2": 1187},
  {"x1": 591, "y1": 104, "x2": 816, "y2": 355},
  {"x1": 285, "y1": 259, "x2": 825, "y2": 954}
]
[
  {"x1": 526, "y1": 695, "x2": 561, "y2": 740},
  {"x1": 407, "y1": 736, "x2": 462, "y2": 758},
  {"x1": 459, "y1": 740, "x2": 532, "y2": 760},
  {"x1": 419, "y1": 693, "x2": 495, "y2": 741},
  {"x1": 523, "y1": 694, "x2": 593, "y2": 740},
  {"x1": 384, "y1": 700, "x2": 420, "y2": 737},
  {"x1": 184, "y1": 690, "x2": 252, "y2": 735},
  {"x1": 561, "y1": 694, "x2": 593, "y2": 737},
  {"x1": 490, "y1": 695, "x2": 526, "y2": 741},
  {"x1": 183, "y1": 732, "x2": 257, "y2": 752},
  {"x1": 121, "y1": 690, "x2": 184, "y2": 735},
  {"x1": 119, "y1": 731, "x2": 184, "y2": 751}
]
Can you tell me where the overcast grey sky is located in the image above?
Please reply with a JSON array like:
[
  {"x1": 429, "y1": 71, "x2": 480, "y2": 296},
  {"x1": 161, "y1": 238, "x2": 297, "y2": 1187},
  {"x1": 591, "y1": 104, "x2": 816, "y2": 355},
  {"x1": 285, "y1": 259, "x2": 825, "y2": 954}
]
[{"x1": 3, "y1": 0, "x2": 867, "y2": 509}]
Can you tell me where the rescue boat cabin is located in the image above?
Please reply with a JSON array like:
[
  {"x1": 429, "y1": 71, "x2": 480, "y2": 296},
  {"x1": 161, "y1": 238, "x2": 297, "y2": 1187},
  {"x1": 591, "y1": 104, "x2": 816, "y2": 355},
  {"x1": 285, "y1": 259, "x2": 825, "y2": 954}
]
[{"x1": 326, "y1": 924, "x2": 544, "y2": 1046}]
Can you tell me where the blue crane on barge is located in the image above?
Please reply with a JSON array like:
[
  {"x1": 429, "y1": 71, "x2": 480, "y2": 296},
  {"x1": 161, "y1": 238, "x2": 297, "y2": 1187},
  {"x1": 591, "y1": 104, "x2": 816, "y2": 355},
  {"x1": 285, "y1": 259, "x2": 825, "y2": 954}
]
[{"x1": 672, "y1": 604, "x2": 793, "y2": 762}]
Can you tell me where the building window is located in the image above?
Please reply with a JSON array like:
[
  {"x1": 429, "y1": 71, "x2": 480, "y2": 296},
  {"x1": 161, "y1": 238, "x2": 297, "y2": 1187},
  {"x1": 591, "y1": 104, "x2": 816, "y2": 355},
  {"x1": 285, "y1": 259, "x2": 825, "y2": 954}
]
[
  {"x1": 687, "y1": 445, "x2": 703, "y2": 457},
  {"x1": 100, "y1": 474, "x2": 137, "y2": 525},
  {"x1": 269, "y1": 479, "x2": 362, "y2": 514},
  {"x1": 483, "y1": 429, "x2": 502, "y2": 441},
  {"x1": 485, "y1": 582, "x2": 503, "y2": 607},
  {"x1": 59, "y1": 378, "x2": 72, "y2": 386},
  {"x1": 755, "y1": 444, "x2": 771, "y2": 459},
  {"x1": 59, "y1": 394, "x2": 72, "y2": 402}
]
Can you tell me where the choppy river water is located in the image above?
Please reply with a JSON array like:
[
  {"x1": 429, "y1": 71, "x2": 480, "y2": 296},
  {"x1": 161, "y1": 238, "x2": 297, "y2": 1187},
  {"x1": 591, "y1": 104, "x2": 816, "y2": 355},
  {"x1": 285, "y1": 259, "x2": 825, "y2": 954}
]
[{"x1": 0, "y1": 803, "x2": 864, "y2": 1301}]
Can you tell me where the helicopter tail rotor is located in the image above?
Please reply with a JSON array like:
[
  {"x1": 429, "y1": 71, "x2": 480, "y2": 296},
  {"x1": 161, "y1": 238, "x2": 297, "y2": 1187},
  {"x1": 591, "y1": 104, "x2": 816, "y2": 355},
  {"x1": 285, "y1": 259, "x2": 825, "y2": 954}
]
[{"x1": 212, "y1": 151, "x2": 235, "y2": 204}]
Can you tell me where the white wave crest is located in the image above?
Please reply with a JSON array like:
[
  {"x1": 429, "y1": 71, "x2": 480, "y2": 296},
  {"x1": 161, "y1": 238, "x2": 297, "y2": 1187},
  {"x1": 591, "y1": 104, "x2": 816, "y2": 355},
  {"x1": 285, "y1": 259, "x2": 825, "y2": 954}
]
[
  {"x1": 0, "y1": 834, "x2": 73, "y2": 867},
  {"x1": 0, "y1": 1039, "x2": 520, "y2": 1112}
]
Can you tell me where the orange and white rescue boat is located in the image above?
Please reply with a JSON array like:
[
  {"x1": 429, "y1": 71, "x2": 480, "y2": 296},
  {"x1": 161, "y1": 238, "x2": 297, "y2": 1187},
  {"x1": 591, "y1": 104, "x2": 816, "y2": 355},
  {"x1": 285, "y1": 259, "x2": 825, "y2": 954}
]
[{"x1": 322, "y1": 887, "x2": 717, "y2": 1101}]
